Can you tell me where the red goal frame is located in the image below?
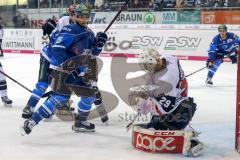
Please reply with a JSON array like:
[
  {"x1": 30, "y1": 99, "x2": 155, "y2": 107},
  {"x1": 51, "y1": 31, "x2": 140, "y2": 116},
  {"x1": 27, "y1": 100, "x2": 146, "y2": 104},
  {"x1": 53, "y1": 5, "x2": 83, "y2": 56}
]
[{"x1": 236, "y1": 49, "x2": 240, "y2": 153}]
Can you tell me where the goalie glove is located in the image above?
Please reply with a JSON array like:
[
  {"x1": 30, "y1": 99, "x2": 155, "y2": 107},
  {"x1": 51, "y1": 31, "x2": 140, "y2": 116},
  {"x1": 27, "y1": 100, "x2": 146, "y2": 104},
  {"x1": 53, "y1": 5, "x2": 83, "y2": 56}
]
[{"x1": 136, "y1": 97, "x2": 156, "y2": 115}]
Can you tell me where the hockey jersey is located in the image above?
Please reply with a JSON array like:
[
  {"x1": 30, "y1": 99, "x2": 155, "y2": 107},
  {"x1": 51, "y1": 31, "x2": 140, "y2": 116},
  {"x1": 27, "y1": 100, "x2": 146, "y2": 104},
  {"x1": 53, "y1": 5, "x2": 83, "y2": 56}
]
[
  {"x1": 208, "y1": 32, "x2": 240, "y2": 61},
  {"x1": 50, "y1": 24, "x2": 101, "y2": 66},
  {"x1": 146, "y1": 54, "x2": 187, "y2": 115},
  {"x1": 41, "y1": 16, "x2": 72, "y2": 62}
]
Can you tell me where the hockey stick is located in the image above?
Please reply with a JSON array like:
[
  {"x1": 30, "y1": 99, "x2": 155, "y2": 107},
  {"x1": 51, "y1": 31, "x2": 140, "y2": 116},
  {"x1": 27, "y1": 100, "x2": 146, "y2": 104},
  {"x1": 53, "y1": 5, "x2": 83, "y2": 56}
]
[
  {"x1": 185, "y1": 55, "x2": 233, "y2": 78},
  {"x1": 0, "y1": 70, "x2": 32, "y2": 93},
  {"x1": 0, "y1": 70, "x2": 51, "y2": 98},
  {"x1": 103, "y1": 0, "x2": 130, "y2": 33},
  {"x1": 126, "y1": 113, "x2": 140, "y2": 132},
  {"x1": 185, "y1": 66, "x2": 207, "y2": 78}
]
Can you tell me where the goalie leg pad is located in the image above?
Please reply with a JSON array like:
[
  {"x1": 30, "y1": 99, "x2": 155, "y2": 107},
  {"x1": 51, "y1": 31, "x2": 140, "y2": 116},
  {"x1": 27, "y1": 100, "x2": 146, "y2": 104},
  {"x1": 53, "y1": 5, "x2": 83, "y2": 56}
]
[{"x1": 132, "y1": 124, "x2": 193, "y2": 154}]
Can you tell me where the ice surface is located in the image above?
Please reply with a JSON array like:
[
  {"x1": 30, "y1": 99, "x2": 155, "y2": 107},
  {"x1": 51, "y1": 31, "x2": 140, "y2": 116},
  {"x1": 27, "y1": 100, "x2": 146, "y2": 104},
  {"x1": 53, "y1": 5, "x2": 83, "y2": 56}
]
[{"x1": 0, "y1": 54, "x2": 239, "y2": 160}]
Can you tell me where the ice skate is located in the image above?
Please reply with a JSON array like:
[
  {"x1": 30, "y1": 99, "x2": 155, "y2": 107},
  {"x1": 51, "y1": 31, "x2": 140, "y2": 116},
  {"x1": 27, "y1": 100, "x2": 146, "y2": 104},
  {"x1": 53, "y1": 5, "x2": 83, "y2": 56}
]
[
  {"x1": 22, "y1": 104, "x2": 34, "y2": 119},
  {"x1": 205, "y1": 77, "x2": 213, "y2": 86},
  {"x1": 20, "y1": 119, "x2": 36, "y2": 136},
  {"x1": 72, "y1": 113, "x2": 95, "y2": 132},
  {"x1": 1, "y1": 96, "x2": 12, "y2": 107},
  {"x1": 187, "y1": 138, "x2": 206, "y2": 157},
  {"x1": 96, "y1": 104, "x2": 109, "y2": 124}
]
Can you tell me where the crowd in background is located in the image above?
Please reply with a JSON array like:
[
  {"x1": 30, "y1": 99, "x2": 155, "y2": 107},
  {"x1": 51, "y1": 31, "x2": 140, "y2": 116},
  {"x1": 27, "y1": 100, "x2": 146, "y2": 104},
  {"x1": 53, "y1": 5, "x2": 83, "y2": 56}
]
[
  {"x1": 26, "y1": 0, "x2": 240, "y2": 10},
  {"x1": 0, "y1": 0, "x2": 240, "y2": 28}
]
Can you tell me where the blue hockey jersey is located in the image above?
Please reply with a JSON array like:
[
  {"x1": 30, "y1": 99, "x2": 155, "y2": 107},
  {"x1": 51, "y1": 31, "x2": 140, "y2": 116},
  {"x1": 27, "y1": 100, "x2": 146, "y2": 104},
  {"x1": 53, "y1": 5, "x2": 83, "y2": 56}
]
[
  {"x1": 41, "y1": 29, "x2": 60, "y2": 62},
  {"x1": 50, "y1": 24, "x2": 101, "y2": 66},
  {"x1": 208, "y1": 32, "x2": 240, "y2": 61}
]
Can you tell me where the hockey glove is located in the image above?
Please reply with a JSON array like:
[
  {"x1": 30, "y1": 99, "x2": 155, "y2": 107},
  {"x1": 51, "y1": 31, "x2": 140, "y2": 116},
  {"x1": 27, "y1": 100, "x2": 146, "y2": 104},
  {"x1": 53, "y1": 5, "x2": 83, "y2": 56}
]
[
  {"x1": 96, "y1": 32, "x2": 108, "y2": 49},
  {"x1": 70, "y1": 66, "x2": 88, "y2": 79},
  {"x1": 136, "y1": 97, "x2": 154, "y2": 115},
  {"x1": 206, "y1": 60, "x2": 213, "y2": 69}
]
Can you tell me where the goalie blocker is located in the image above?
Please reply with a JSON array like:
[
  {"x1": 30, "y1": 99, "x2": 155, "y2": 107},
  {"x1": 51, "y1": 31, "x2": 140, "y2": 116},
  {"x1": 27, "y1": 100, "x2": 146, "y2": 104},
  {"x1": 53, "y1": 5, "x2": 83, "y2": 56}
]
[{"x1": 132, "y1": 125, "x2": 205, "y2": 157}]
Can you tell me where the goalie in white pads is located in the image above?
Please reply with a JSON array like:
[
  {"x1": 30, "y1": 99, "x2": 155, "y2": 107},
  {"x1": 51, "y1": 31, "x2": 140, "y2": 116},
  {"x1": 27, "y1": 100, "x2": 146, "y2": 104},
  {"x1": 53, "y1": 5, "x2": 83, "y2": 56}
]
[{"x1": 128, "y1": 48, "x2": 205, "y2": 157}]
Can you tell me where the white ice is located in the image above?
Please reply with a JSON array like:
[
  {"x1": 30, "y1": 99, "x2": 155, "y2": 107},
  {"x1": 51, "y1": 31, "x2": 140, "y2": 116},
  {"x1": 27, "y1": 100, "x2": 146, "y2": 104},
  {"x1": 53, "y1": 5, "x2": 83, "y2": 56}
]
[{"x1": 0, "y1": 54, "x2": 239, "y2": 160}]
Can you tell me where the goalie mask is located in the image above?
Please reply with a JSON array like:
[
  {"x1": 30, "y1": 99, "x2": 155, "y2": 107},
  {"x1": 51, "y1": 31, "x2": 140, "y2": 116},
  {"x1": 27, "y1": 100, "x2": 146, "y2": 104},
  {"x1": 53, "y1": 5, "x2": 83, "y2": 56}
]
[{"x1": 138, "y1": 48, "x2": 166, "y2": 73}]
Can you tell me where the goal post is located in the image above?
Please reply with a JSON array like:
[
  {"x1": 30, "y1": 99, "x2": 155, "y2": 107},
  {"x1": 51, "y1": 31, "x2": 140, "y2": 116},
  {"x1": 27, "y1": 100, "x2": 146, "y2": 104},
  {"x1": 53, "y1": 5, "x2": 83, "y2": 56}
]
[{"x1": 236, "y1": 49, "x2": 240, "y2": 153}]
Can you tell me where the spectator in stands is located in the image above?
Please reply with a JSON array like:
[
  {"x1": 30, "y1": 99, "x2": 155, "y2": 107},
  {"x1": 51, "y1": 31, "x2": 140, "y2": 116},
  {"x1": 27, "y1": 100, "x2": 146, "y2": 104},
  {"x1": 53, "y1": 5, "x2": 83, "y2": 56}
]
[
  {"x1": 12, "y1": 11, "x2": 22, "y2": 28},
  {"x1": 179, "y1": 0, "x2": 197, "y2": 8},
  {"x1": 52, "y1": 0, "x2": 60, "y2": 8},
  {"x1": 149, "y1": 0, "x2": 155, "y2": 11},
  {"x1": 40, "y1": 0, "x2": 50, "y2": 8},
  {"x1": 175, "y1": 0, "x2": 182, "y2": 9},
  {"x1": 162, "y1": 0, "x2": 176, "y2": 9},
  {"x1": 130, "y1": 0, "x2": 144, "y2": 9},
  {"x1": 21, "y1": 14, "x2": 30, "y2": 28},
  {"x1": 214, "y1": 0, "x2": 228, "y2": 7},
  {"x1": 28, "y1": 0, "x2": 38, "y2": 8},
  {"x1": 0, "y1": 17, "x2": 3, "y2": 26}
]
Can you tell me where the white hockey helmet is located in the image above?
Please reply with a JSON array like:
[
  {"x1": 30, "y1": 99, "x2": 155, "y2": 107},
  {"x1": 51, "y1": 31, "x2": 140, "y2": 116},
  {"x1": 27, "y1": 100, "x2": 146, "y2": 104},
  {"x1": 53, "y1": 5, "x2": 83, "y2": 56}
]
[{"x1": 138, "y1": 48, "x2": 160, "y2": 71}]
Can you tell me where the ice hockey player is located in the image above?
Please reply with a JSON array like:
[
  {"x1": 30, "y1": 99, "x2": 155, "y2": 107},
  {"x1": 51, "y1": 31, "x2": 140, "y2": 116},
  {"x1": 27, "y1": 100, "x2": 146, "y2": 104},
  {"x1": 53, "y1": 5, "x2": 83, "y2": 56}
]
[
  {"x1": 21, "y1": 4, "x2": 108, "y2": 135},
  {"x1": 0, "y1": 23, "x2": 4, "y2": 57},
  {"x1": 22, "y1": 7, "x2": 78, "y2": 119},
  {"x1": 41, "y1": 16, "x2": 57, "y2": 44},
  {"x1": 0, "y1": 62, "x2": 13, "y2": 107},
  {"x1": 21, "y1": 15, "x2": 57, "y2": 119},
  {"x1": 206, "y1": 24, "x2": 240, "y2": 85},
  {"x1": 128, "y1": 48, "x2": 205, "y2": 157}
]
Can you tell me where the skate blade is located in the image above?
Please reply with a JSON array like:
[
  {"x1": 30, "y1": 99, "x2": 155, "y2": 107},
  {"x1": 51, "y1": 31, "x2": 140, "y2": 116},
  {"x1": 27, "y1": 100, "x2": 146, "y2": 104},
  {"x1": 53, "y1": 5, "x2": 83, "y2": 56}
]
[
  {"x1": 4, "y1": 103, "x2": 12, "y2": 107},
  {"x1": 72, "y1": 126, "x2": 95, "y2": 132},
  {"x1": 20, "y1": 125, "x2": 27, "y2": 136},
  {"x1": 205, "y1": 83, "x2": 213, "y2": 87},
  {"x1": 102, "y1": 120, "x2": 109, "y2": 126}
]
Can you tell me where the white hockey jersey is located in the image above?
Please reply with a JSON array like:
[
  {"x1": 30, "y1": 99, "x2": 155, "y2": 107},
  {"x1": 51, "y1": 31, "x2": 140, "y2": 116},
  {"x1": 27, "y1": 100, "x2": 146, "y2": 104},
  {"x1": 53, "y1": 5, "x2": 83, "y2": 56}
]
[
  {"x1": 56, "y1": 16, "x2": 71, "y2": 32},
  {"x1": 145, "y1": 54, "x2": 188, "y2": 115}
]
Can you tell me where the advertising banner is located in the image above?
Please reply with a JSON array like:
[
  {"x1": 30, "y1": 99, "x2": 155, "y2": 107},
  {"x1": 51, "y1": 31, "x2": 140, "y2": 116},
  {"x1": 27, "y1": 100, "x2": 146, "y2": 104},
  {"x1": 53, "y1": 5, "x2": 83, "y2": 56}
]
[
  {"x1": 178, "y1": 11, "x2": 200, "y2": 24},
  {"x1": 2, "y1": 25, "x2": 240, "y2": 60},
  {"x1": 90, "y1": 12, "x2": 157, "y2": 24},
  {"x1": 201, "y1": 10, "x2": 240, "y2": 24},
  {"x1": 2, "y1": 29, "x2": 42, "y2": 54}
]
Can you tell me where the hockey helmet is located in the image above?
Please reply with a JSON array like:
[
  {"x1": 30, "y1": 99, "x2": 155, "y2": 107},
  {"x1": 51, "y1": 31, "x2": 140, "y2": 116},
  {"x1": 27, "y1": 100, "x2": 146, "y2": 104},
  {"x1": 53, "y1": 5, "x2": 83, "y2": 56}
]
[
  {"x1": 138, "y1": 48, "x2": 160, "y2": 72},
  {"x1": 75, "y1": 4, "x2": 90, "y2": 17},
  {"x1": 218, "y1": 24, "x2": 227, "y2": 32}
]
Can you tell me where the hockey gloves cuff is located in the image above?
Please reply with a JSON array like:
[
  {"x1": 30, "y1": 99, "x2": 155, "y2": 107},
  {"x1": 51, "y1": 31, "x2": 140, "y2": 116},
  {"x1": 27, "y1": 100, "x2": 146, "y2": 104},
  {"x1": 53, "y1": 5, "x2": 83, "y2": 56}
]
[{"x1": 96, "y1": 32, "x2": 108, "y2": 49}]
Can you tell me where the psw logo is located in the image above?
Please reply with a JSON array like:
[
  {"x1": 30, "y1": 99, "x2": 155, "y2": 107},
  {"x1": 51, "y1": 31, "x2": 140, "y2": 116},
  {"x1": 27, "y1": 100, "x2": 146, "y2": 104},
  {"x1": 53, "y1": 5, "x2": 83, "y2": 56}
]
[
  {"x1": 132, "y1": 36, "x2": 163, "y2": 49},
  {"x1": 165, "y1": 36, "x2": 201, "y2": 50}
]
